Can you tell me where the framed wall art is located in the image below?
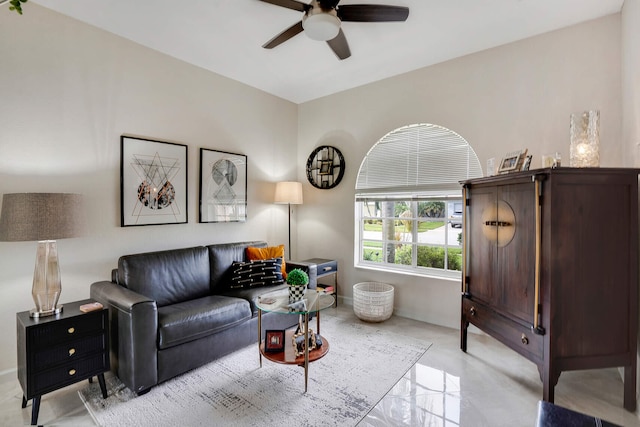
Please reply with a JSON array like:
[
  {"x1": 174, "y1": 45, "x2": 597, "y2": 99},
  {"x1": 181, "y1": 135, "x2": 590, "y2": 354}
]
[
  {"x1": 199, "y1": 148, "x2": 247, "y2": 223},
  {"x1": 120, "y1": 135, "x2": 188, "y2": 227}
]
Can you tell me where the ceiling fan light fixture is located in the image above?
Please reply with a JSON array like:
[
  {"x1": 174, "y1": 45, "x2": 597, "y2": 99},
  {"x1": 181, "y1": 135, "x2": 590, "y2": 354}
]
[{"x1": 302, "y1": 12, "x2": 341, "y2": 41}]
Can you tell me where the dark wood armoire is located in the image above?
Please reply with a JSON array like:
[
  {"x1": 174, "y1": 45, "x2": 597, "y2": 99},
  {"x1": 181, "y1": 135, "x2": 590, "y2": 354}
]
[{"x1": 460, "y1": 168, "x2": 638, "y2": 411}]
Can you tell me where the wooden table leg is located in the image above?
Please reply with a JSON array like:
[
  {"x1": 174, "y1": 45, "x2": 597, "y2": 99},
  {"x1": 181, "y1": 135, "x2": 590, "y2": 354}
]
[
  {"x1": 460, "y1": 318, "x2": 468, "y2": 352},
  {"x1": 624, "y1": 363, "x2": 637, "y2": 411},
  {"x1": 543, "y1": 365, "x2": 560, "y2": 404},
  {"x1": 30, "y1": 396, "x2": 40, "y2": 426},
  {"x1": 98, "y1": 373, "x2": 108, "y2": 399}
]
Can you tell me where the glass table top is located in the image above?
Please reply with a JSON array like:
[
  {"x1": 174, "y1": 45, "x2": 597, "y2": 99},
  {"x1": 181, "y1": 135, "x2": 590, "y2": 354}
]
[{"x1": 256, "y1": 288, "x2": 335, "y2": 314}]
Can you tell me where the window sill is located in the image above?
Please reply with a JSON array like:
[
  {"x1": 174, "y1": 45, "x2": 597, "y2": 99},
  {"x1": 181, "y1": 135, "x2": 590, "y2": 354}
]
[{"x1": 355, "y1": 262, "x2": 461, "y2": 282}]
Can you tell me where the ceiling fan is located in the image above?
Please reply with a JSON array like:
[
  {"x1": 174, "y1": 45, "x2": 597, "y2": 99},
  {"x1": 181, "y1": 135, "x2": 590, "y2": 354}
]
[{"x1": 259, "y1": 0, "x2": 410, "y2": 60}]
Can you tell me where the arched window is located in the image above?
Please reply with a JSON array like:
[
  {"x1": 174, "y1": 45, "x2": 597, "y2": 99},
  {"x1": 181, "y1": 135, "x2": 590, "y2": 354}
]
[{"x1": 355, "y1": 123, "x2": 482, "y2": 279}]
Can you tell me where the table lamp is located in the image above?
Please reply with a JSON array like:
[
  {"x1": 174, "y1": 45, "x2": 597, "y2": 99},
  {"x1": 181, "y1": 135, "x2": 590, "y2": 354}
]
[
  {"x1": 274, "y1": 182, "x2": 303, "y2": 259},
  {"x1": 0, "y1": 193, "x2": 85, "y2": 317}
]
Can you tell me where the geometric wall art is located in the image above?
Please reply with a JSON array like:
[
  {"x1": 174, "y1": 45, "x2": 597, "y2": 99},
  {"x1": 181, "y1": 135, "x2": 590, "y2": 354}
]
[
  {"x1": 199, "y1": 148, "x2": 247, "y2": 223},
  {"x1": 120, "y1": 135, "x2": 188, "y2": 226}
]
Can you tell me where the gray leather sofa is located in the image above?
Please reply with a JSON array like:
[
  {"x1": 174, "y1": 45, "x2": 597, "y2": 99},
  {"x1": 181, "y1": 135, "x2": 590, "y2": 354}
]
[{"x1": 90, "y1": 241, "x2": 317, "y2": 395}]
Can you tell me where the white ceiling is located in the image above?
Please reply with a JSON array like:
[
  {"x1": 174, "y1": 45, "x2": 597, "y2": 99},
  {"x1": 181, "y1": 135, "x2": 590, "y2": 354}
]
[{"x1": 30, "y1": 0, "x2": 624, "y2": 104}]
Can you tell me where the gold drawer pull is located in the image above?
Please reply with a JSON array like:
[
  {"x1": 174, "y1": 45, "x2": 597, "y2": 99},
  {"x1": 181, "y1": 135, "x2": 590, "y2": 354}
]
[
  {"x1": 68, "y1": 369, "x2": 76, "y2": 376},
  {"x1": 68, "y1": 348, "x2": 76, "y2": 356},
  {"x1": 469, "y1": 307, "x2": 476, "y2": 317},
  {"x1": 67, "y1": 327, "x2": 75, "y2": 334},
  {"x1": 521, "y1": 334, "x2": 529, "y2": 345},
  {"x1": 323, "y1": 266, "x2": 332, "y2": 271}
]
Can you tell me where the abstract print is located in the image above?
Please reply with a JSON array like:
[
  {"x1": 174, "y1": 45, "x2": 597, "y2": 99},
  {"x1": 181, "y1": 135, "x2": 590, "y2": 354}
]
[
  {"x1": 121, "y1": 136, "x2": 188, "y2": 226},
  {"x1": 199, "y1": 149, "x2": 247, "y2": 223},
  {"x1": 132, "y1": 151, "x2": 178, "y2": 210}
]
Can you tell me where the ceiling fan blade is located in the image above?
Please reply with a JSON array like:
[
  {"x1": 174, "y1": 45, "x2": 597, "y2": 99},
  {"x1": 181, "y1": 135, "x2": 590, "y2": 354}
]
[
  {"x1": 262, "y1": 21, "x2": 304, "y2": 49},
  {"x1": 258, "y1": 0, "x2": 309, "y2": 13},
  {"x1": 318, "y1": 0, "x2": 341, "y2": 10},
  {"x1": 327, "y1": 29, "x2": 351, "y2": 60},
  {"x1": 337, "y1": 4, "x2": 410, "y2": 22}
]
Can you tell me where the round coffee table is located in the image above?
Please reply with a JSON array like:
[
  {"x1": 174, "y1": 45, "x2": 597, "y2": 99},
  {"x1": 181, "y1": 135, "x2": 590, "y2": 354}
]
[{"x1": 256, "y1": 288, "x2": 335, "y2": 392}]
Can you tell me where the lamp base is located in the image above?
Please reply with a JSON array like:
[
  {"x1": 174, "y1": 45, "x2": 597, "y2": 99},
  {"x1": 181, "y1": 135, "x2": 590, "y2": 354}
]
[{"x1": 29, "y1": 305, "x2": 63, "y2": 318}]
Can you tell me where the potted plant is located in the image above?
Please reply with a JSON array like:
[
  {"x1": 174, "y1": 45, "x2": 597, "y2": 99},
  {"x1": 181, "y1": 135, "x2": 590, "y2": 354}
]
[{"x1": 286, "y1": 268, "x2": 309, "y2": 303}]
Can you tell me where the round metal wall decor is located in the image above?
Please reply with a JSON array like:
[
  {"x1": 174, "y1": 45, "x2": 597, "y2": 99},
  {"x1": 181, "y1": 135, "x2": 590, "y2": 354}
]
[{"x1": 306, "y1": 145, "x2": 345, "y2": 189}]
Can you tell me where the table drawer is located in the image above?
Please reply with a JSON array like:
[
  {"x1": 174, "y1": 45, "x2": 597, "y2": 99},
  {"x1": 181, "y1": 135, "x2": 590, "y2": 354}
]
[
  {"x1": 462, "y1": 298, "x2": 543, "y2": 362},
  {"x1": 30, "y1": 352, "x2": 108, "y2": 398},
  {"x1": 28, "y1": 310, "x2": 106, "y2": 350},
  {"x1": 303, "y1": 259, "x2": 337, "y2": 277},
  {"x1": 33, "y1": 333, "x2": 106, "y2": 371}
]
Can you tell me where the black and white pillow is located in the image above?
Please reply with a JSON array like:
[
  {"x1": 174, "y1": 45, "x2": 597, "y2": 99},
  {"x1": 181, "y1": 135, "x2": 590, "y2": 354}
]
[{"x1": 229, "y1": 258, "x2": 284, "y2": 289}]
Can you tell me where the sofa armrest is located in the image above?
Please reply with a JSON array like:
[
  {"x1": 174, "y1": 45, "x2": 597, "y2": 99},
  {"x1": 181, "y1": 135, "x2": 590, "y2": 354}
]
[
  {"x1": 287, "y1": 261, "x2": 318, "y2": 290},
  {"x1": 90, "y1": 280, "x2": 158, "y2": 394}
]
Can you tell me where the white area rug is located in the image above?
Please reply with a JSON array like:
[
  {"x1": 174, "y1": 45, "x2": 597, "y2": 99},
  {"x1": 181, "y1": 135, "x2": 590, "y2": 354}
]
[{"x1": 80, "y1": 316, "x2": 430, "y2": 427}]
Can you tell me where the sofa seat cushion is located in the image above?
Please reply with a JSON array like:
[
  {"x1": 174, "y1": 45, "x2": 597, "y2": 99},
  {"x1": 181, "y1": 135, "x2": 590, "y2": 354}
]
[
  {"x1": 157, "y1": 295, "x2": 251, "y2": 350},
  {"x1": 222, "y1": 283, "x2": 288, "y2": 316}
]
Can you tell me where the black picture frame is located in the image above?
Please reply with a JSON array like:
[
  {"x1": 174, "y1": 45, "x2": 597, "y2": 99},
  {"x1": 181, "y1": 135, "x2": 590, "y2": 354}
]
[
  {"x1": 199, "y1": 148, "x2": 247, "y2": 223},
  {"x1": 120, "y1": 135, "x2": 188, "y2": 227},
  {"x1": 265, "y1": 330, "x2": 285, "y2": 353}
]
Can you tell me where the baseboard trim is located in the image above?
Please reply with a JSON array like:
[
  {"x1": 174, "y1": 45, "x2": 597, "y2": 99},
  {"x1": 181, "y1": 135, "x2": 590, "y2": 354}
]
[{"x1": 0, "y1": 367, "x2": 17, "y2": 384}]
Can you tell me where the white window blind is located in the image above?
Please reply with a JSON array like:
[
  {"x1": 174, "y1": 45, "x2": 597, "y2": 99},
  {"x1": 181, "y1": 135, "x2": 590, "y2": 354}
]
[{"x1": 356, "y1": 123, "x2": 483, "y2": 195}]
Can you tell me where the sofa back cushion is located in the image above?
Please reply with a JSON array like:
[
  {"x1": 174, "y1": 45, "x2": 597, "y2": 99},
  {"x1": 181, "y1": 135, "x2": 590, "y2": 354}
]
[
  {"x1": 229, "y1": 258, "x2": 284, "y2": 289},
  {"x1": 207, "y1": 241, "x2": 267, "y2": 291},
  {"x1": 246, "y1": 244, "x2": 287, "y2": 278},
  {"x1": 118, "y1": 246, "x2": 210, "y2": 306}
]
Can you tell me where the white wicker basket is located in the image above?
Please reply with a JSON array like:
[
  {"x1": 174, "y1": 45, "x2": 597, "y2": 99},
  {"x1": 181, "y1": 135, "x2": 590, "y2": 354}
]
[{"x1": 353, "y1": 282, "x2": 394, "y2": 322}]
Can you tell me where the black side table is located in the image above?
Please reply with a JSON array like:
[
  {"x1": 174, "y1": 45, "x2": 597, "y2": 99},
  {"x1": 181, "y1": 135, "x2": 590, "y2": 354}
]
[
  {"x1": 16, "y1": 299, "x2": 110, "y2": 425},
  {"x1": 302, "y1": 258, "x2": 338, "y2": 306}
]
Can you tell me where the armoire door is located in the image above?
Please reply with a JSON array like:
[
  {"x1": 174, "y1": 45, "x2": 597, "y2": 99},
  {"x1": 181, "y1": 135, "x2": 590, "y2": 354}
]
[
  {"x1": 466, "y1": 186, "x2": 497, "y2": 304},
  {"x1": 496, "y1": 182, "x2": 536, "y2": 326}
]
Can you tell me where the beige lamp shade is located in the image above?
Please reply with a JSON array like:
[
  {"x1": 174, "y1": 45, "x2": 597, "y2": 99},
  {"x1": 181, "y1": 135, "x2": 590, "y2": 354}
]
[
  {"x1": 0, "y1": 193, "x2": 85, "y2": 317},
  {"x1": 0, "y1": 193, "x2": 85, "y2": 241},
  {"x1": 274, "y1": 181, "x2": 303, "y2": 205}
]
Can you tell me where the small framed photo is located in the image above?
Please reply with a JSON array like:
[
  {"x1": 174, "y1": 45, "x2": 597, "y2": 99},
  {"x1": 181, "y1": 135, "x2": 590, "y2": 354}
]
[
  {"x1": 498, "y1": 149, "x2": 528, "y2": 174},
  {"x1": 264, "y1": 330, "x2": 285, "y2": 353},
  {"x1": 522, "y1": 155, "x2": 533, "y2": 171},
  {"x1": 318, "y1": 160, "x2": 332, "y2": 175}
]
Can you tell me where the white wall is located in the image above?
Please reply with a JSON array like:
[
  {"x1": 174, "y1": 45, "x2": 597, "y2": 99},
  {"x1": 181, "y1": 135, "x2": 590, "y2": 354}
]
[
  {"x1": 296, "y1": 15, "x2": 622, "y2": 329},
  {"x1": 0, "y1": 5, "x2": 298, "y2": 373},
  {"x1": 622, "y1": 0, "x2": 640, "y2": 166}
]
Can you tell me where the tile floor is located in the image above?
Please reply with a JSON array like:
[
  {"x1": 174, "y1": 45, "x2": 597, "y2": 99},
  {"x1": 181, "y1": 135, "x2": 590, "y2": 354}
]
[{"x1": 2, "y1": 305, "x2": 640, "y2": 426}]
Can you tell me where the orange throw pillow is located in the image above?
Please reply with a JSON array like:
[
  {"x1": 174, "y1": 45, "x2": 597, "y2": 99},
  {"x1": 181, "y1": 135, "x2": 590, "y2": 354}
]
[{"x1": 246, "y1": 245, "x2": 287, "y2": 278}]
